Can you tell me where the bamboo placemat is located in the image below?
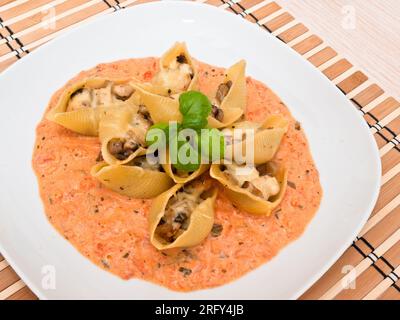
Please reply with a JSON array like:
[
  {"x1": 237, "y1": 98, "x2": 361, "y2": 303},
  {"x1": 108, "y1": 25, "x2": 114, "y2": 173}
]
[{"x1": 0, "y1": 0, "x2": 399, "y2": 300}]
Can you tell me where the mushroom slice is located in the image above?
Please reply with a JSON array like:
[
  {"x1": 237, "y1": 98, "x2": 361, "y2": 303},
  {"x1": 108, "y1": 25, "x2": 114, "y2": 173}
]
[
  {"x1": 46, "y1": 77, "x2": 138, "y2": 136},
  {"x1": 91, "y1": 154, "x2": 174, "y2": 198},
  {"x1": 99, "y1": 105, "x2": 153, "y2": 165},
  {"x1": 149, "y1": 178, "x2": 217, "y2": 250},
  {"x1": 210, "y1": 162, "x2": 287, "y2": 216},
  {"x1": 207, "y1": 107, "x2": 243, "y2": 129}
]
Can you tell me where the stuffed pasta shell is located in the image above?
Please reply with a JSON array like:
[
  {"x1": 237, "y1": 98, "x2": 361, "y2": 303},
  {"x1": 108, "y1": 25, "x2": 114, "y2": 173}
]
[
  {"x1": 99, "y1": 105, "x2": 153, "y2": 165},
  {"x1": 131, "y1": 42, "x2": 198, "y2": 123},
  {"x1": 148, "y1": 178, "x2": 217, "y2": 250},
  {"x1": 91, "y1": 154, "x2": 174, "y2": 198},
  {"x1": 47, "y1": 78, "x2": 138, "y2": 136},
  {"x1": 208, "y1": 60, "x2": 246, "y2": 128},
  {"x1": 210, "y1": 161, "x2": 287, "y2": 216},
  {"x1": 223, "y1": 114, "x2": 288, "y2": 165}
]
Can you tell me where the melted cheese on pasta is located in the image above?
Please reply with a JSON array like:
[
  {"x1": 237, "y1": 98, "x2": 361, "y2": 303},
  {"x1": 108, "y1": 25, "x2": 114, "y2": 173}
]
[
  {"x1": 152, "y1": 59, "x2": 193, "y2": 94},
  {"x1": 225, "y1": 163, "x2": 280, "y2": 200},
  {"x1": 67, "y1": 82, "x2": 134, "y2": 111}
]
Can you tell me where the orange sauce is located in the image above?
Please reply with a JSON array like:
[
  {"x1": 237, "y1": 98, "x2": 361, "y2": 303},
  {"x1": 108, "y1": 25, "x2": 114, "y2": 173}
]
[{"x1": 32, "y1": 58, "x2": 322, "y2": 291}]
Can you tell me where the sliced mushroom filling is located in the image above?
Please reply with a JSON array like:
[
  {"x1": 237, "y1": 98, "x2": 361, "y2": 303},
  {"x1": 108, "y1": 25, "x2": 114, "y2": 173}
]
[
  {"x1": 152, "y1": 54, "x2": 194, "y2": 94},
  {"x1": 107, "y1": 106, "x2": 153, "y2": 160},
  {"x1": 215, "y1": 80, "x2": 232, "y2": 105},
  {"x1": 67, "y1": 81, "x2": 135, "y2": 111},
  {"x1": 129, "y1": 155, "x2": 164, "y2": 172},
  {"x1": 221, "y1": 162, "x2": 280, "y2": 200},
  {"x1": 156, "y1": 179, "x2": 213, "y2": 243},
  {"x1": 211, "y1": 104, "x2": 224, "y2": 122}
]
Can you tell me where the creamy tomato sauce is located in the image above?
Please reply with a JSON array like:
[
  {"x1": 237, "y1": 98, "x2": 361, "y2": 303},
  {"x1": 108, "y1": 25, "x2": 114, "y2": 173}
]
[{"x1": 32, "y1": 58, "x2": 322, "y2": 291}]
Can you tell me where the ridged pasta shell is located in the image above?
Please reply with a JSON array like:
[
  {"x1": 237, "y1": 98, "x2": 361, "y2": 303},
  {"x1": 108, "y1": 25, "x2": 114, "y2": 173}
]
[
  {"x1": 210, "y1": 164, "x2": 287, "y2": 216},
  {"x1": 91, "y1": 162, "x2": 174, "y2": 198},
  {"x1": 129, "y1": 42, "x2": 198, "y2": 123},
  {"x1": 46, "y1": 77, "x2": 137, "y2": 136},
  {"x1": 159, "y1": 42, "x2": 198, "y2": 92},
  {"x1": 219, "y1": 60, "x2": 247, "y2": 111},
  {"x1": 225, "y1": 114, "x2": 289, "y2": 165},
  {"x1": 130, "y1": 83, "x2": 182, "y2": 123},
  {"x1": 148, "y1": 183, "x2": 217, "y2": 250},
  {"x1": 161, "y1": 151, "x2": 210, "y2": 183},
  {"x1": 99, "y1": 105, "x2": 147, "y2": 165}
]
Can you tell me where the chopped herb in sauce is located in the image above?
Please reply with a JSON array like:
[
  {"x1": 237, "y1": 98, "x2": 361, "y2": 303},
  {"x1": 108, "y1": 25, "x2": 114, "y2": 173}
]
[
  {"x1": 101, "y1": 259, "x2": 110, "y2": 268},
  {"x1": 287, "y1": 181, "x2": 296, "y2": 189},
  {"x1": 211, "y1": 224, "x2": 223, "y2": 237},
  {"x1": 179, "y1": 267, "x2": 192, "y2": 276}
]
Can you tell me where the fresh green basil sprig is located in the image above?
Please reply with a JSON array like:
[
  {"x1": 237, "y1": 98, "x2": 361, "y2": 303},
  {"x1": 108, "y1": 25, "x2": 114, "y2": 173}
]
[
  {"x1": 145, "y1": 91, "x2": 225, "y2": 172},
  {"x1": 179, "y1": 91, "x2": 212, "y2": 129}
]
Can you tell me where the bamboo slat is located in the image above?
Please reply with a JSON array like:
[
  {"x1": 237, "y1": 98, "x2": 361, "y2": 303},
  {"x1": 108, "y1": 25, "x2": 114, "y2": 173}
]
[{"x1": 0, "y1": 0, "x2": 398, "y2": 300}]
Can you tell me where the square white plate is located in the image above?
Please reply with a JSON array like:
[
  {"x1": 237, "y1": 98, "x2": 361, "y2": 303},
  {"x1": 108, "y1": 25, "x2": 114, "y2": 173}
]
[{"x1": 0, "y1": 1, "x2": 380, "y2": 299}]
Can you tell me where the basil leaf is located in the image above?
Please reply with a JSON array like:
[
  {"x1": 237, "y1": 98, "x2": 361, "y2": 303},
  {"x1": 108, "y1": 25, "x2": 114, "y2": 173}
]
[
  {"x1": 179, "y1": 91, "x2": 212, "y2": 129},
  {"x1": 169, "y1": 128, "x2": 201, "y2": 172}
]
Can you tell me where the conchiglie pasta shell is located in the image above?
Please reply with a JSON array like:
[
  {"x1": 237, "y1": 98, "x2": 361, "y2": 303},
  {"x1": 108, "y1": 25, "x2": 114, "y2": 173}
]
[
  {"x1": 161, "y1": 151, "x2": 210, "y2": 183},
  {"x1": 91, "y1": 162, "x2": 174, "y2": 198},
  {"x1": 149, "y1": 184, "x2": 217, "y2": 250},
  {"x1": 46, "y1": 77, "x2": 136, "y2": 136},
  {"x1": 160, "y1": 42, "x2": 195, "y2": 69},
  {"x1": 207, "y1": 107, "x2": 244, "y2": 129},
  {"x1": 99, "y1": 105, "x2": 146, "y2": 165},
  {"x1": 219, "y1": 60, "x2": 247, "y2": 111},
  {"x1": 130, "y1": 83, "x2": 182, "y2": 123},
  {"x1": 226, "y1": 114, "x2": 289, "y2": 165},
  {"x1": 159, "y1": 42, "x2": 198, "y2": 91},
  {"x1": 210, "y1": 164, "x2": 287, "y2": 216},
  {"x1": 129, "y1": 43, "x2": 198, "y2": 123}
]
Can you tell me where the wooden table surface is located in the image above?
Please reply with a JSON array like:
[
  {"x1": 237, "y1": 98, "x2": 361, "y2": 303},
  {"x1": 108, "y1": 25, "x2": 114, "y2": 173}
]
[{"x1": 275, "y1": 0, "x2": 400, "y2": 102}]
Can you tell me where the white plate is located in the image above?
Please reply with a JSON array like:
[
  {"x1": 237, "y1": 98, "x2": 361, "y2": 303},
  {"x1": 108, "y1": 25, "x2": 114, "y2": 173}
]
[{"x1": 0, "y1": 1, "x2": 380, "y2": 299}]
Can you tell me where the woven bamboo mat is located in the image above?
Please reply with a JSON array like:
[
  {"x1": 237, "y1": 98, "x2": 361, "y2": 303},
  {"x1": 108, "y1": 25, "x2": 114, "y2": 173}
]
[{"x1": 0, "y1": 0, "x2": 399, "y2": 300}]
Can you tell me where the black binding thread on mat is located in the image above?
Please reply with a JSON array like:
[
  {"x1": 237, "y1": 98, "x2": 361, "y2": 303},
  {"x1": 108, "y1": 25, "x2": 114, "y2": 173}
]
[
  {"x1": 0, "y1": 28, "x2": 16, "y2": 58},
  {"x1": 0, "y1": 16, "x2": 30, "y2": 59},
  {"x1": 351, "y1": 242, "x2": 387, "y2": 281},
  {"x1": 350, "y1": 92, "x2": 399, "y2": 141},
  {"x1": 351, "y1": 98, "x2": 400, "y2": 153},
  {"x1": 103, "y1": 0, "x2": 122, "y2": 11},
  {"x1": 220, "y1": 0, "x2": 273, "y2": 33},
  {"x1": 351, "y1": 242, "x2": 368, "y2": 258},
  {"x1": 102, "y1": 0, "x2": 113, "y2": 8},
  {"x1": 359, "y1": 237, "x2": 398, "y2": 277},
  {"x1": 353, "y1": 239, "x2": 400, "y2": 293}
]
